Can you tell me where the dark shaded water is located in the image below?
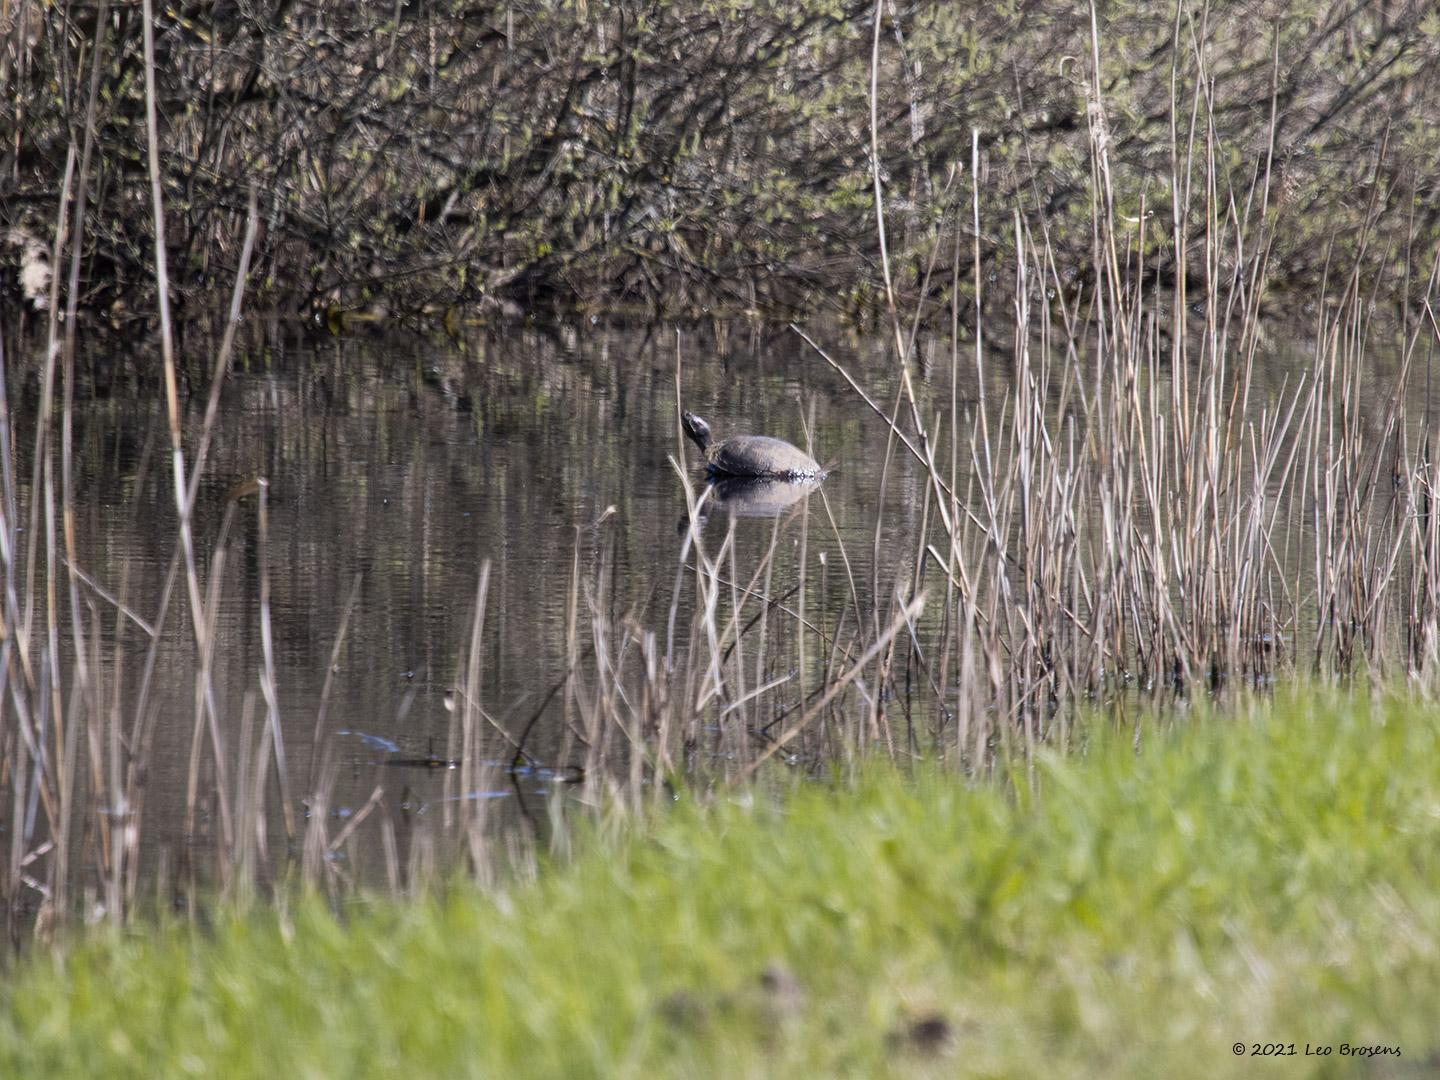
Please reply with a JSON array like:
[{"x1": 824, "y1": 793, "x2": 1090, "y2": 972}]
[
  {"x1": 1, "y1": 312, "x2": 1418, "y2": 895},
  {"x1": 8, "y1": 317, "x2": 961, "y2": 874}
]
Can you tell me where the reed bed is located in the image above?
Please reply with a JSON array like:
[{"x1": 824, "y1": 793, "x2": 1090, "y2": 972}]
[{"x1": 2, "y1": 5, "x2": 1440, "y2": 934}]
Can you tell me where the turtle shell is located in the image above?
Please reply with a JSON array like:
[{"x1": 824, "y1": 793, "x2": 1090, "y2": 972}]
[{"x1": 706, "y1": 435, "x2": 822, "y2": 479}]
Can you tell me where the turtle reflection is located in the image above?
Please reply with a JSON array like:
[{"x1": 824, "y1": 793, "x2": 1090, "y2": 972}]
[{"x1": 679, "y1": 475, "x2": 823, "y2": 534}]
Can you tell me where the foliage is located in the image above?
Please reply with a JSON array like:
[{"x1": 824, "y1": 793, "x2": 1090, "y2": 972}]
[{"x1": 3, "y1": 0, "x2": 1439, "y2": 315}]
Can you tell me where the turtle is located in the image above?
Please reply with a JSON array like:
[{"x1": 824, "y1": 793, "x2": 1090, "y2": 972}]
[{"x1": 681, "y1": 411, "x2": 824, "y2": 479}]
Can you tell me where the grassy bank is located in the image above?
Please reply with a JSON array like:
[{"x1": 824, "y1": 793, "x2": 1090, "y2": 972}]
[{"x1": 1, "y1": 689, "x2": 1436, "y2": 1078}]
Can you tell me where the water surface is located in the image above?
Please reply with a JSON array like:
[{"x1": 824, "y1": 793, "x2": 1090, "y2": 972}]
[{"x1": 1, "y1": 312, "x2": 1415, "y2": 892}]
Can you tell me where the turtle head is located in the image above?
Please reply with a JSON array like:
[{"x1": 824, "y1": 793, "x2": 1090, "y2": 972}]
[{"x1": 681, "y1": 411, "x2": 712, "y2": 451}]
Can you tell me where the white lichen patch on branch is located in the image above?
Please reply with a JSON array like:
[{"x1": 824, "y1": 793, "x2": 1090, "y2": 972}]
[{"x1": 4, "y1": 228, "x2": 52, "y2": 312}]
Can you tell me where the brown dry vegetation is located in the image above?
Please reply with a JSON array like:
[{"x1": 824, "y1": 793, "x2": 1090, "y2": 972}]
[{"x1": 3, "y1": 0, "x2": 1440, "y2": 317}]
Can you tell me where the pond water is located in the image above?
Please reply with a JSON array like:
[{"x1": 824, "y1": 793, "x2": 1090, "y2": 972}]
[
  {"x1": 5, "y1": 316, "x2": 969, "y2": 888},
  {"x1": 0, "y1": 310, "x2": 1423, "y2": 902}
]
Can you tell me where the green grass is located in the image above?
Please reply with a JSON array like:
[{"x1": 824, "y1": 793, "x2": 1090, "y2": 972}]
[{"x1": 4, "y1": 688, "x2": 1439, "y2": 1078}]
